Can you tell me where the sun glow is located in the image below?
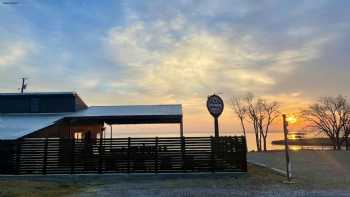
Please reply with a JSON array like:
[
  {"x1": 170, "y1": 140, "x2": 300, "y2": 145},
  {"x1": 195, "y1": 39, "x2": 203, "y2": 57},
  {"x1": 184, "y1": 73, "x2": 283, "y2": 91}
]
[{"x1": 286, "y1": 115, "x2": 297, "y2": 124}]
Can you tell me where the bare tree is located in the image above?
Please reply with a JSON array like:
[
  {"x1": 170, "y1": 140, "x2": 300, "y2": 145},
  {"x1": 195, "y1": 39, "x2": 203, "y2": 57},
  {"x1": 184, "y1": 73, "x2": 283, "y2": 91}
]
[
  {"x1": 250, "y1": 98, "x2": 280, "y2": 152},
  {"x1": 259, "y1": 100, "x2": 280, "y2": 151},
  {"x1": 244, "y1": 93, "x2": 262, "y2": 151},
  {"x1": 302, "y1": 95, "x2": 350, "y2": 150},
  {"x1": 232, "y1": 93, "x2": 280, "y2": 152},
  {"x1": 231, "y1": 96, "x2": 247, "y2": 139}
]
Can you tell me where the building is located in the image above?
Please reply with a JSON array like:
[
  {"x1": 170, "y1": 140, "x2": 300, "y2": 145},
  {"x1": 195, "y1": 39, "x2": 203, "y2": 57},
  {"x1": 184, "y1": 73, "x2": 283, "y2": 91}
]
[
  {"x1": 0, "y1": 92, "x2": 183, "y2": 140},
  {"x1": 0, "y1": 92, "x2": 248, "y2": 175}
]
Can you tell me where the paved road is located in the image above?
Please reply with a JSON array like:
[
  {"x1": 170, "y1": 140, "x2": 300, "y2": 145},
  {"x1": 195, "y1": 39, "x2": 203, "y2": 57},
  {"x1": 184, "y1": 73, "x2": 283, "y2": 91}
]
[
  {"x1": 248, "y1": 150, "x2": 350, "y2": 189},
  {"x1": 73, "y1": 186, "x2": 350, "y2": 197}
]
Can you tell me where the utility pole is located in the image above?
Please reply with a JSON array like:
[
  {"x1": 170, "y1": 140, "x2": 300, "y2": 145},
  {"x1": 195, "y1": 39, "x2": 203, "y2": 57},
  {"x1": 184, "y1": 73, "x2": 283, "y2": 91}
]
[{"x1": 283, "y1": 114, "x2": 292, "y2": 182}]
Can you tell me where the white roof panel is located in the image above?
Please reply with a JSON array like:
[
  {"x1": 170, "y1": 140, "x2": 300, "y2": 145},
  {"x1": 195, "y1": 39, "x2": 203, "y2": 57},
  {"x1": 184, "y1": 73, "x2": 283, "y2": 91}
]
[
  {"x1": 0, "y1": 104, "x2": 182, "y2": 139},
  {"x1": 0, "y1": 114, "x2": 65, "y2": 140}
]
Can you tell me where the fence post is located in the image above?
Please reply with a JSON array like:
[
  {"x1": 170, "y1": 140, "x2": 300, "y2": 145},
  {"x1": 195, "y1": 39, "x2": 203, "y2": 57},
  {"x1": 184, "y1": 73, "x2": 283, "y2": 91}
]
[
  {"x1": 234, "y1": 136, "x2": 238, "y2": 152},
  {"x1": 155, "y1": 137, "x2": 159, "y2": 173},
  {"x1": 43, "y1": 138, "x2": 48, "y2": 175},
  {"x1": 181, "y1": 136, "x2": 186, "y2": 172},
  {"x1": 98, "y1": 137, "x2": 103, "y2": 174},
  {"x1": 127, "y1": 137, "x2": 131, "y2": 173},
  {"x1": 15, "y1": 140, "x2": 21, "y2": 175},
  {"x1": 70, "y1": 139, "x2": 75, "y2": 174},
  {"x1": 233, "y1": 137, "x2": 238, "y2": 170},
  {"x1": 241, "y1": 136, "x2": 248, "y2": 172}
]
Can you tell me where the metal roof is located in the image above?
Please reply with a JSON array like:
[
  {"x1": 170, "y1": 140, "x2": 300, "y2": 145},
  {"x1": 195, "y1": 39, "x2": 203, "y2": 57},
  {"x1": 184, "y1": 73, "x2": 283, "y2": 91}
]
[
  {"x1": 71, "y1": 105, "x2": 182, "y2": 117},
  {"x1": 0, "y1": 92, "x2": 77, "y2": 96},
  {"x1": 0, "y1": 114, "x2": 65, "y2": 140},
  {"x1": 0, "y1": 104, "x2": 182, "y2": 139}
]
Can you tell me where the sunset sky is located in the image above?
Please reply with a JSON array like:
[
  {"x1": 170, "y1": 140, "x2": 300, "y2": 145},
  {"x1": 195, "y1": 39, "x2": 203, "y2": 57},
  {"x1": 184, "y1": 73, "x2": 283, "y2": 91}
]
[{"x1": 1, "y1": 1, "x2": 350, "y2": 136}]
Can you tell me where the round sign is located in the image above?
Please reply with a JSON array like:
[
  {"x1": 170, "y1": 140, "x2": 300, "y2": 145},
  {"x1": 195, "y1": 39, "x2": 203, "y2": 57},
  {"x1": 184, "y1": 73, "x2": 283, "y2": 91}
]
[{"x1": 207, "y1": 94, "x2": 224, "y2": 117}]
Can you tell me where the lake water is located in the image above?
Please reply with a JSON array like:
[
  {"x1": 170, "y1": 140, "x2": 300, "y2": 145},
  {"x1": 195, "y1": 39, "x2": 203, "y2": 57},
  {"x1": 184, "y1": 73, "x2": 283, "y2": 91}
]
[
  {"x1": 246, "y1": 132, "x2": 285, "y2": 151},
  {"x1": 244, "y1": 132, "x2": 331, "y2": 151}
]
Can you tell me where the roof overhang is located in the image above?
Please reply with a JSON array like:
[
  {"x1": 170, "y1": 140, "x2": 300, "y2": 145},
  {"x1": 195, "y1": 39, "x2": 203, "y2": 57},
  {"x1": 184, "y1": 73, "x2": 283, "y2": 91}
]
[
  {"x1": 68, "y1": 115, "x2": 182, "y2": 125},
  {"x1": 0, "y1": 104, "x2": 183, "y2": 139},
  {"x1": 66, "y1": 104, "x2": 182, "y2": 124}
]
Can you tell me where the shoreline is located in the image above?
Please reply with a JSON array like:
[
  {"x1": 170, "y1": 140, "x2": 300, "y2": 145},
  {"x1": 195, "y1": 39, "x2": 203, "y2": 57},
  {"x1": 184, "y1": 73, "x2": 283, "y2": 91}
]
[{"x1": 272, "y1": 138, "x2": 334, "y2": 146}]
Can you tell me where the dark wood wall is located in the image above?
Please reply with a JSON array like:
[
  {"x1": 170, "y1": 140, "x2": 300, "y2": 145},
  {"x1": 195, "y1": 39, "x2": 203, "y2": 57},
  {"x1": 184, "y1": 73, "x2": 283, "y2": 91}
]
[
  {"x1": 23, "y1": 120, "x2": 104, "y2": 139},
  {"x1": 0, "y1": 93, "x2": 88, "y2": 113}
]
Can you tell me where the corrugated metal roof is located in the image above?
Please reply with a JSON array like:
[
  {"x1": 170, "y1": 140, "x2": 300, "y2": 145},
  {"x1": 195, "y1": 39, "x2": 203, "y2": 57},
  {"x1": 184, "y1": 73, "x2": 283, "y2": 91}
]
[{"x1": 0, "y1": 104, "x2": 182, "y2": 139}]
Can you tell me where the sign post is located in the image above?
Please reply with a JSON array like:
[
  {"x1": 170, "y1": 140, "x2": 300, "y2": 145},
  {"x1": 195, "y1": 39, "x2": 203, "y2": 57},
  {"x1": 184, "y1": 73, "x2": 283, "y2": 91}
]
[
  {"x1": 207, "y1": 94, "x2": 224, "y2": 137},
  {"x1": 282, "y1": 114, "x2": 292, "y2": 182}
]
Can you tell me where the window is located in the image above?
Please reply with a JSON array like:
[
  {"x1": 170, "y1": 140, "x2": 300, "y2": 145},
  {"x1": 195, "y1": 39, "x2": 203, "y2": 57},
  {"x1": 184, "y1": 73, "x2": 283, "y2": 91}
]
[{"x1": 74, "y1": 132, "x2": 83, "y2": 140}]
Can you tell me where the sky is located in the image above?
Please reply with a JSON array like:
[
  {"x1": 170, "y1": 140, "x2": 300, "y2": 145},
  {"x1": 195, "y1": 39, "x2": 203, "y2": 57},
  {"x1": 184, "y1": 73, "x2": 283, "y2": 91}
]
[{"x1": 1, "y1": 0, "x2": 350, "y2": 136}]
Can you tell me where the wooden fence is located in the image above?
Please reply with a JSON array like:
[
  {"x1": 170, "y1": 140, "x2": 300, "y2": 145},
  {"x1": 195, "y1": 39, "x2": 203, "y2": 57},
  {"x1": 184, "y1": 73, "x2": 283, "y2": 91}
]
[{"x1": 0, "y1": 136, "x2": 247, "y2": 175}]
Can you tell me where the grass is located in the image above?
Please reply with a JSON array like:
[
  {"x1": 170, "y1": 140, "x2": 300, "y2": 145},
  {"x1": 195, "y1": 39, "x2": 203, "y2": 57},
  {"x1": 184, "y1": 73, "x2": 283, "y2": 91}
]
[{"x1": 0, "y1": 179, "x2": 80, "y2": 197}]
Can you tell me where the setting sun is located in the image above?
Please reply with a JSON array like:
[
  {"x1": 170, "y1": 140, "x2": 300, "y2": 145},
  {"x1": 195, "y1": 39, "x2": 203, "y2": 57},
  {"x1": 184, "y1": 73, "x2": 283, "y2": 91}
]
[{"x1": 286, "y1": 115, "x2": 297, "y2": 124}]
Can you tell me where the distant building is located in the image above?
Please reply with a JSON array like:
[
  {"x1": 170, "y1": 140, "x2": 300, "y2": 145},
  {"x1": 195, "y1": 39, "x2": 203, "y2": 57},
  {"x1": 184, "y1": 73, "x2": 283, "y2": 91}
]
[{"x1": 0, "y1": 92, "x2": 183, "y2": 140}]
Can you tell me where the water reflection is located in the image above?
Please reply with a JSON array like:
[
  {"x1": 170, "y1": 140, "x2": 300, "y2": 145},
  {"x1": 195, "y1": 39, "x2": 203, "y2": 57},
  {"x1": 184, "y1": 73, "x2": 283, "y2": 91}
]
[{"x1": 289, "y1": 146, "x2": 302, "y2": 151}]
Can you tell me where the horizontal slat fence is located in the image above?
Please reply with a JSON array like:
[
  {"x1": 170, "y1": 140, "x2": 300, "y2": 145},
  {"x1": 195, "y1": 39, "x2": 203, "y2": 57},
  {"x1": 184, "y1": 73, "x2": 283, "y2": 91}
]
[
  {"x1": 0, "y1": 140, "x2": 16, "y2": 174},
  {"x1": 0, "y1": 136, "x2": 247, "y2": 175}
]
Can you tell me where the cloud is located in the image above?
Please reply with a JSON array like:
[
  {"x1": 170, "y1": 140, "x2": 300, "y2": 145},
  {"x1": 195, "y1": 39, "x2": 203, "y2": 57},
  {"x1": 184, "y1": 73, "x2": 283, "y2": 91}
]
[
  {"x1": 1, "y1": 0, "x2": 348, "y2": 134},
  {"x1": 0, "y1": 41, "x2": 33, "y2": 67},
  {"x1": 267, "y1": 36, "x2": 331, "y2": 74},
  {"x1": 104, "y1": 12, "x2": 327, "y2": 107}
]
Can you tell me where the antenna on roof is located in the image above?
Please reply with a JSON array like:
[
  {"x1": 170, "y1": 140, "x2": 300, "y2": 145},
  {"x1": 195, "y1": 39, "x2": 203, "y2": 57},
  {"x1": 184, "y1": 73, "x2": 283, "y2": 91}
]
[{"x1": 19, "y1": 77, "x2": 28, "y2": 94}]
